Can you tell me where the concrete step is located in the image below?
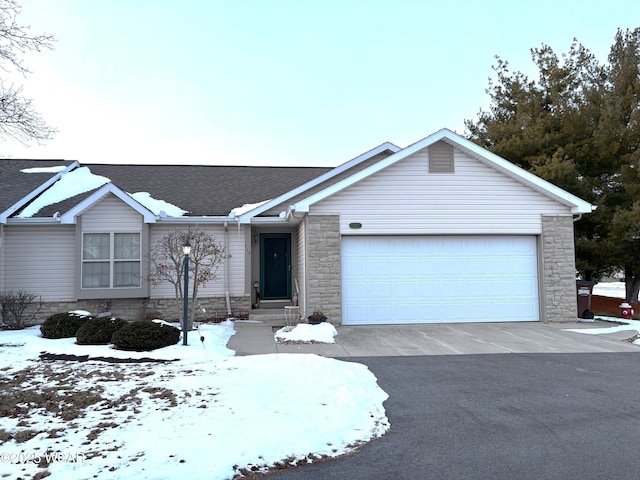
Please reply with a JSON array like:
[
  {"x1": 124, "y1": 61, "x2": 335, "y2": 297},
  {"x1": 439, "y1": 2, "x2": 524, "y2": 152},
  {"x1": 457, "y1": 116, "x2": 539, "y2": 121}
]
[{"x1": 248, "y1": 307, "x2": 302, "y2": 326}]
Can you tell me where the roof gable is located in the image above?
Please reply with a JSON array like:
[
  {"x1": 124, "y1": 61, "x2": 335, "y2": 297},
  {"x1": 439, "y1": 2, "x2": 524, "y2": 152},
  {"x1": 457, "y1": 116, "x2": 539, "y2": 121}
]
[
  {"x1": 291, "y1": 129, "x2": 593, "y2": 215},
  {"x1": 236, "y1": 142, "x2": 401, "y2": 222},
  {"x1": 60, "y1": 183, "x2": 157, "y2": 224},
  {"x1": 0, "y1": 160, "x2": 78, "y2": 223}
]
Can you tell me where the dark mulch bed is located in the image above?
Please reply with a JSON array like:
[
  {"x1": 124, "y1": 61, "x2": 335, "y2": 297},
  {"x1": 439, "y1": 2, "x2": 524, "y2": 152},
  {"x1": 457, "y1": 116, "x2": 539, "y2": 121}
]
[
  {"x1": 591, "y1": 295, "x2": 639, "y2": 319},
  {"x1": 39, "y1": 352, "x2": 177, "y2": 363}
]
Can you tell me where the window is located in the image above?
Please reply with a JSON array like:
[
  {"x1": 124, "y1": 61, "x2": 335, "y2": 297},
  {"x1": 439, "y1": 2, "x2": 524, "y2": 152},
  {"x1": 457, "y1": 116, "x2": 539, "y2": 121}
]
[{"x1": 82, "y1": 233, "x2": 141, "y2": 288}]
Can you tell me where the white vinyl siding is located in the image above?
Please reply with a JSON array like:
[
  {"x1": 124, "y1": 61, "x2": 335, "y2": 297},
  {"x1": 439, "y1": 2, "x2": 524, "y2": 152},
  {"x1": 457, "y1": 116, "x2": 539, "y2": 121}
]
[
  {"x1": 263, "y1": 151, "x2": 395, "y2": 216},
  {"x1": 311, "y1": 147, "x2": 571, "y2": 235},
  {"x1": 81, "y1": 195, "x2": 142, "y2": 231},
  {"x1": 148, "y1": 224, "x2": 245, "y2": 298},
  {"x1": 3, "y1": 225, "x2": 76, "y2": 300}
]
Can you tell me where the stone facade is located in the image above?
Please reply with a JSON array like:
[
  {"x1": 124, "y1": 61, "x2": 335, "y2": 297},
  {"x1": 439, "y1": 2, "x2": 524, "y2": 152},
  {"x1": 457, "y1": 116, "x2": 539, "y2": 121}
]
[
  {"x1": 541, "y1": 214, "x2": 577, "y2": 322},
  {"x1": 306, "y1": 215, "x2": 342, "y2": 325},
  {"x1": 7, "y1": 295, "x2": 251, "y2": 326}
]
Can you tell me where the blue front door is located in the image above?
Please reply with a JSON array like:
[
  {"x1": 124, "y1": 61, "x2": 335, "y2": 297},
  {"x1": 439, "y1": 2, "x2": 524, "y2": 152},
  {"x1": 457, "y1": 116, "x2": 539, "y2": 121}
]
[{"x1": 260, "y1": 233, "x2": 291, "y2": 300}]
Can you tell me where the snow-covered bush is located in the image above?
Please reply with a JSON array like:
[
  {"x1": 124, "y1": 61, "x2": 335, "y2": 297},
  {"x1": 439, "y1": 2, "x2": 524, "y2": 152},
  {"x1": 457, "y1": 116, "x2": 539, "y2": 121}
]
[
  {"x1": 111, "y1": 321, "x2": 180, "y2": 351},
  {"x1": 76, "y1": 317, "x2": 128, "y2": 345},
  {"x1": 40, "y1": 312, "x2": 93, "y2": 339}
]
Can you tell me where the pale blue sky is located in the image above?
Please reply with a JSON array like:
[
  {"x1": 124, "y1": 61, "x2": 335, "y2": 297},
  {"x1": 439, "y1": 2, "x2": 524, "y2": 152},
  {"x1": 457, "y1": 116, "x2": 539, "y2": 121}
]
[{"x1": 5, "y1": 0, "x2": 639, "y2": 166}]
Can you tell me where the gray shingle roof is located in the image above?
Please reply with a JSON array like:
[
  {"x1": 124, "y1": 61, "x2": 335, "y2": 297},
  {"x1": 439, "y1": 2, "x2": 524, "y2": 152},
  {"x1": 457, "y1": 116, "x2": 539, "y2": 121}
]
[
  {"x1": 3, "y1": 162, "x2": 332, "y2": 218},
  {"x1": 87, "y1": 164, "x2": 332, "y2": 216},
  {"x1": 0, "y1": 159, "x2": 75, "y2": 213}
]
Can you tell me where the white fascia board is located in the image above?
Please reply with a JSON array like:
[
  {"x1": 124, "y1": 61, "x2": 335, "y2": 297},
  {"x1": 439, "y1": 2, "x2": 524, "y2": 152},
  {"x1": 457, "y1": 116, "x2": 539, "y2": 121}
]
[
  {"x1": 155, "y1": 216, "x2": 232, "y2": 224},
  {"x1": 294, "y1": 128, "x2": 593, "y2": 215},
  {"x1": 6, "y1": 217, "x2": 63, "y2": 225},
  {"x1": 59, "y1": 183, "x2": 157, "y2": 224},
  {"x1": 294, "y1": 130, "x2": 451, "y2": 212},
  {"x1": 250, "y1": 216, "x2": 291, "y2": 224},
  {"x1": 236, "y1": 141, "x2": 401, "y2": 223},
  {"x1": 0, "y1": 161, "x2": 80, "y2": 223},
  {"x1": 449, "y1": 134, "x2": 594, "y2": 214}
]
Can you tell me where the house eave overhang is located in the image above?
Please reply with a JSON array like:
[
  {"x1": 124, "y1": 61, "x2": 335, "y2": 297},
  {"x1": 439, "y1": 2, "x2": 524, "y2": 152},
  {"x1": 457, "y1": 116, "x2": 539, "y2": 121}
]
[
  {"x1": 0, "y1": 161, "x2": 80, "y2": 224},
  {"x1": 292, "y1": 128, "x2": 594, "y2": 214},
  {"x1": 236, "y1": 141, "x2": 401, "y2": 223},
  {"x1": 59, "y1": 183, "x2": 157, "y2": 224},
  {"x1": 250, "y1": 216, "x2": 293, "y2": 225},
  {"x1": 449, "y1": 136, "x2": 594, "y2": 214},
  {"x1": 155, "y1": 216, "x2": 234, "y2": 224},
  {"x1": 5, "y1": 217, "x2": 64, "y2": 225}
]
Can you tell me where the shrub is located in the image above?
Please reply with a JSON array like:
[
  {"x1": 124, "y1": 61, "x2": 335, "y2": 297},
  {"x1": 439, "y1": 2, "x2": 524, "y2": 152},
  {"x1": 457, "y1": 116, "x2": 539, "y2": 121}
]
[
  {"x1": 40, "y1": 312, "x2": 93, "y2": 339},
  {"x1": 0, "y1": 290, "x2": 42, "y2": 329},
  {"x1": 111, "y1": 321, "x2": 180, "y2": 351},
  {"x1": 76, "y1": 317, "x2": 128, "y2": 345}
]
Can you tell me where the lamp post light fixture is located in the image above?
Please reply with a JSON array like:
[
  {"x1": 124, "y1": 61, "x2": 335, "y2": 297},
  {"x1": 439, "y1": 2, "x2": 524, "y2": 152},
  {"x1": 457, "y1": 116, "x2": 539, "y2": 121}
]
[{"x1": 183, "y1": 239, "x2": 191, "y2": 346}]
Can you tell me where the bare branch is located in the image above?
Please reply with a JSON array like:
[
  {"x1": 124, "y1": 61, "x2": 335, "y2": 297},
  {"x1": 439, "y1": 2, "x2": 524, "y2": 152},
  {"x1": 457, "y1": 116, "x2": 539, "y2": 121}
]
[
  {"x1": 0, "y1": 82, "x2": 55, "y2": 143},
  {"x1": 0, "y1": 0, "x2": 54, "y2": 75},
  {"x1": 147, "y1": 228, "x2": 226, "y2": 326},
  {"x1": 0, "y1": 0, "x2": 55, "y2": 143}
]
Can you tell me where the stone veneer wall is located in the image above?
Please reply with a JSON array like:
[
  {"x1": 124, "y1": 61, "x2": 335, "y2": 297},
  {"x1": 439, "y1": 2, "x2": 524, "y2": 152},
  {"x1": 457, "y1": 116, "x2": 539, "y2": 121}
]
[
  {"x1": 306, "y1": 215, "x2": 342, "y2": 325},
  {"x1": 9, "y1": 295, "x2": 251, "y2": 326},
  {"x1": 541, "y1": 214, "x2": 577, "y2": 322}
]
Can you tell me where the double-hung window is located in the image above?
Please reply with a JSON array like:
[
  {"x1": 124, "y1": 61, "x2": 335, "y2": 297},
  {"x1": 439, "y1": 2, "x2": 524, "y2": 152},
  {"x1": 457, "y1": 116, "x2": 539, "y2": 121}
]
[{"x1": 82, "y1": 233, "x2": 141, "y2": 288}]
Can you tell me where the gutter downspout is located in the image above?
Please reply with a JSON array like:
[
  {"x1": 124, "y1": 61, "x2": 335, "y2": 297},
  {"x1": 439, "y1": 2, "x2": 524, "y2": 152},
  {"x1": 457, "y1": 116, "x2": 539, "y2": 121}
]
[{"x1": 224, "y1": 221, "x2": 232, "y2": 317}]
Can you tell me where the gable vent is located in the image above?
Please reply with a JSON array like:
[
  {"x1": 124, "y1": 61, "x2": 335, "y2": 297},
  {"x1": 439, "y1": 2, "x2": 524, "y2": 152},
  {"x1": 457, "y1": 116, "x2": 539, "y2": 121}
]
[{"x1": 428, "y1": 141, "x2": 454, "y2": 173}]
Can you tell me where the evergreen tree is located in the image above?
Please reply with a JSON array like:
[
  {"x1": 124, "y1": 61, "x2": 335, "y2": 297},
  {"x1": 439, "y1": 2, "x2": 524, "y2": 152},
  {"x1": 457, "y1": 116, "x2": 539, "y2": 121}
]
[{"x1": 466, "y1": 28, "x2": 640, "y2": 302}]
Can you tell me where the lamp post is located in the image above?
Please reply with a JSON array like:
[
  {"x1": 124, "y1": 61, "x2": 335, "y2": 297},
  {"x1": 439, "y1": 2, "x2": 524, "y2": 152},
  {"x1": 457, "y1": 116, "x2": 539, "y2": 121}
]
[{"x1": 183, "y1": 239, "x2": 191, "y2": 346}]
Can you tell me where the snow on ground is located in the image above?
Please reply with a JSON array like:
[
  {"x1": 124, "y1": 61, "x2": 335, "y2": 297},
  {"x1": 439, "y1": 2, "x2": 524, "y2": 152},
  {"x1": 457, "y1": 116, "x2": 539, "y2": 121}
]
[
  {"x1": 566, "y1": 282, "x2": 640, "y2": 345},
  {"x1": 274, "y1": 322, "x2": 338, "y2": 343},
  {"x1": 568, "y1": 280, "x2": 639, "y2": 343},
  {"x1": 566, "y1": 316, "x2": 640, "y2": 344},
  {"x1": 0, "y1": 321, "x2": 389, "y2": 479},
  {"x1": 592, "y1": 281, "x2": 626, "y2": 299}
]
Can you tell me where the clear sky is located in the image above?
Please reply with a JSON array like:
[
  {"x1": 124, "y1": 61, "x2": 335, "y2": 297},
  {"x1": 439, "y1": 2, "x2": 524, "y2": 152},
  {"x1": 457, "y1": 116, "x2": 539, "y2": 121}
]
[{"x1": 3, "y1": 0, "x2": 639, "y2": 166}]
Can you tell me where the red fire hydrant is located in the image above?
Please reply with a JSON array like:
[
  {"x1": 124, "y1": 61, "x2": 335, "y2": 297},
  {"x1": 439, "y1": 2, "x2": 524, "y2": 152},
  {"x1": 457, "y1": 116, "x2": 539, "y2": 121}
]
[{"x1": 620, "y1": 302, "x2": 634, "y2": 320}]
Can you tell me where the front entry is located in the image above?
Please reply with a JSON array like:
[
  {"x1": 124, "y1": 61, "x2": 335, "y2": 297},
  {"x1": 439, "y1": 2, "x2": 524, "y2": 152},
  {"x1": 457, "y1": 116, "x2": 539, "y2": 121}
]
[{"x1": 260, "y1": 233, "x2": 291, "y2": 300}]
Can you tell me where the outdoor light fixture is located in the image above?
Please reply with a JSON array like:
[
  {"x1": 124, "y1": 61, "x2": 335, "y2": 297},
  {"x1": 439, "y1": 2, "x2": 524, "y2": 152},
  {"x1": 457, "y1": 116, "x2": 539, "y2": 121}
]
[{"x1": 183, "y1": 239, "x2": 191, "y2": 346}]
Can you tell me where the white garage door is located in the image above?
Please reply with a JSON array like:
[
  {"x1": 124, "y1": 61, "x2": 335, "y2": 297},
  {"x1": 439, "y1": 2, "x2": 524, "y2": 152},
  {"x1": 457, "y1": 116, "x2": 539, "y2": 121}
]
[{"x1": 342, "y1": 236, "x2": 539, "y2": 325}]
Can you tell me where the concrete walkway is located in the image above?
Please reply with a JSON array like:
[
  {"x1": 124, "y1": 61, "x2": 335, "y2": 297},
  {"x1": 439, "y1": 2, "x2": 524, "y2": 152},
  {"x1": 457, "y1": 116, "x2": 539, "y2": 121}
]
[{"x1": 226, "y1": 319, "x2": 640, "y2": 357}]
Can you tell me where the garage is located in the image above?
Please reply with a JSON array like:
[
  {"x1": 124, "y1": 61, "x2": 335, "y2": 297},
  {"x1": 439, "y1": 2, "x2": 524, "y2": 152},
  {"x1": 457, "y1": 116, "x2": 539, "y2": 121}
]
[{"x1": 341, "y1": 235, "x2": 540, "y2": 325}]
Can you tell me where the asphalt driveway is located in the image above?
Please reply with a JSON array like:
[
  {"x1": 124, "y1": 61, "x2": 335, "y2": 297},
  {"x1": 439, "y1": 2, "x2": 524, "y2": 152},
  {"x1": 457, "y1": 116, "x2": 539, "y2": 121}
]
[{"x1": 272, "y1": 353, "x2": 640, "y2": 480}]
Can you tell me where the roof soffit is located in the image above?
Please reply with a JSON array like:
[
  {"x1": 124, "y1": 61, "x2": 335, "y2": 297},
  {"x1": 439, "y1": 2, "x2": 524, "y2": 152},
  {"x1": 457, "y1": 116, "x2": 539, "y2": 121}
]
[{"x1": 292, "y1": 129, "x2": 593, "y2": 214}]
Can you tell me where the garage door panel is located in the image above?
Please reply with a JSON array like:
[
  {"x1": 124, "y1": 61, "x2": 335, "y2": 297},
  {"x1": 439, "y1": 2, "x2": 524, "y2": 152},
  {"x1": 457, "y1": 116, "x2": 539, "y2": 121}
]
[
  {"x1": 342, "y1": 236, "x2": 539, "y2": 325},
  {"x1": 391, "y1": 282, "x2": 418, "y2": 298}
]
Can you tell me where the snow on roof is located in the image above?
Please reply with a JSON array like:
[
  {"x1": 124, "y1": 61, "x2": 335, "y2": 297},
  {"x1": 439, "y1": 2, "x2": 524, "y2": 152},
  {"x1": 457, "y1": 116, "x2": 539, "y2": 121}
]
[
  {"x1": 229, "y1": 199, "x2": 271, "y2": 217},
  {"x1": 129, "y1": 191, "x2": 188, "y2": 217},
  {"x1": 17, "y1": 166, "x2": 111, "y2": 218},
  {"x1": 20, "y1": 165, "x2": 68, "y2": 174}
]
